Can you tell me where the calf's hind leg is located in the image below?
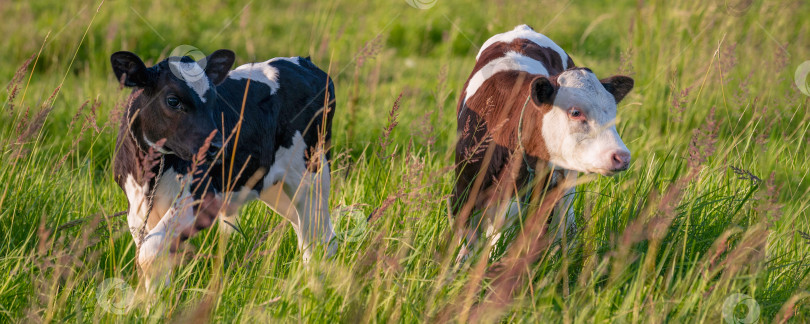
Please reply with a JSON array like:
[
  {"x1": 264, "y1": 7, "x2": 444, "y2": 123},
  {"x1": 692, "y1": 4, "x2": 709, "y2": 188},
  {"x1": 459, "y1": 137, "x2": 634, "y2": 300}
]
[{"x1": 259, "y1": 133, "x2": 337, "y2": 262}]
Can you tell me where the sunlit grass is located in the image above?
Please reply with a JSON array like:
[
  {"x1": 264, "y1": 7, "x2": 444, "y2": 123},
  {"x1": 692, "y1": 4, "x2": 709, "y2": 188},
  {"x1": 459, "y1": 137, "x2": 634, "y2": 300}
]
[{"x1": 0, "y1": 0, "x2": 808, "y2": 322}]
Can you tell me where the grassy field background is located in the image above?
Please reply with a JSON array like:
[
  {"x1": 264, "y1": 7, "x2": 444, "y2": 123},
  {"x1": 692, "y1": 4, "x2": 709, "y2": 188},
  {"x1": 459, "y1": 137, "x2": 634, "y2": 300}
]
[{"x1": 1, "y1": 0, "x2": 809, "y2": 322}]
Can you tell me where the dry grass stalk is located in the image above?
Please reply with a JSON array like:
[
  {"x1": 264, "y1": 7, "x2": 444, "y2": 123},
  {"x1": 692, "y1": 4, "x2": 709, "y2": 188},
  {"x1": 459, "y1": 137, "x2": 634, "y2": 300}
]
[
  {"x1": 773, "y1": 292, "x2": 809, "y2": 324},
  {"x1": 15, "y1": 86, "x2": 60, "y2": 145},
  {"x1": 377, "y1": 92, "x2": 402, "y2": 161},
  {"x1": 4, "y1": 54, "x2": 35, "y2": 116},
  {"x1": 346, "y1": 34, "x2": 384, "y2": 143}
]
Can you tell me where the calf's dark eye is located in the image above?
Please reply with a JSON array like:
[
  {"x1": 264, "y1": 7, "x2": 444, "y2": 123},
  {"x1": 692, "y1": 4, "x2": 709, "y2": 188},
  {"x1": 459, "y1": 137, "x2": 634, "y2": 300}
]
[
  {"x1": 166, "y1": 96, "x2": 181, "y2": 109},
  {"x1": 568, "y1": 107, "x2": 584, "y2": 119}
]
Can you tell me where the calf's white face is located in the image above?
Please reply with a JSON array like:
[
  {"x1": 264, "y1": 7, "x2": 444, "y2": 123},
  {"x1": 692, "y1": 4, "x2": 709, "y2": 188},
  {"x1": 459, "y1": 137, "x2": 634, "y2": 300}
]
[{"x1": 534, "y1": 69, "x2": 634, "y2": 175}]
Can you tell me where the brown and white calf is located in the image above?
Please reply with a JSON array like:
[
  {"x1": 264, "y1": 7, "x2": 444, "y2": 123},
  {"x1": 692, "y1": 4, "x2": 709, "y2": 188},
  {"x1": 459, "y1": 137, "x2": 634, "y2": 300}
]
[
  {"x1": 453, "y1": 25, "x2": 634, "y2": 260},
  {"x1": 111, "y1": 49, "x2": 337, "y2": 289}
]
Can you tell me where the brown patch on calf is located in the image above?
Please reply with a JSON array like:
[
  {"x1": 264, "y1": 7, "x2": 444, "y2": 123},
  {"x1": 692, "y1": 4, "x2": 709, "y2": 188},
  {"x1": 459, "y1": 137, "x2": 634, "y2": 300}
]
[
  {"x1": 454, "y1": 70, "x2": 560, "y2": 217},
  {"x1": 473, "y1": 39, "x2": 571, "y2": 77},
  {"x1": 453, "y1": 33, "x2": 575, "y2": 226},
  {"x1": 465, "y1": 71, "x2": 559, "y2": 160}
]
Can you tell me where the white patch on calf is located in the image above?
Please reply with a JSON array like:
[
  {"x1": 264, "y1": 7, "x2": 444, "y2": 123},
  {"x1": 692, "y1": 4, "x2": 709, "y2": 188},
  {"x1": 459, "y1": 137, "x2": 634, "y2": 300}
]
[
  {"x1": 476, "y1": 24, "x2": 569, "y2": 69},
  {"x1": 264, "y1": 132, "x2": 309, "y2": 188},
  {"x1": 168, "y1": 61, "x2": 210, "y2": 103},
  {"x1": 269, "y1": 56, "x2": 301, "y2": 66},
  {"x1": 125, "y1": 174, "x2": 150, "y2": 243},
  {"x1": 542, "y1": 69, "x2": 630, "y2": 174},
  {"x1": 465, "y1": 51, "x2": 549, "y2": 102},
  {"x1": 227, "y1": 58, "x2": 297, "y2": 95}
]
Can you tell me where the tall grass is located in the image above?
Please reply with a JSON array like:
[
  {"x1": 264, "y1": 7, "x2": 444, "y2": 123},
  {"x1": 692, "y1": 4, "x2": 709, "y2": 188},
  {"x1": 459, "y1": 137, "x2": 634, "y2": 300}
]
[{"x1": 0, "y1": 0, "x2": 808, "y2": 322}]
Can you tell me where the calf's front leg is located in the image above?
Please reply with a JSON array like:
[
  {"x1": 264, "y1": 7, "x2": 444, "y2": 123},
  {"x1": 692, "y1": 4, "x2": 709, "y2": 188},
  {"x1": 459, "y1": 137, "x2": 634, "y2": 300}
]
[{"x1": 125, "y1": 172, "x2": 221, "y2": 291}]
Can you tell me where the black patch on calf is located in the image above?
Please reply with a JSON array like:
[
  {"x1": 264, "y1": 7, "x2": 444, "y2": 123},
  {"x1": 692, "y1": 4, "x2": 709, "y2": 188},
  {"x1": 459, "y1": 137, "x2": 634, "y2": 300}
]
[{"x1": 211, "y1": 57, "x2": 335, "y2": 193}]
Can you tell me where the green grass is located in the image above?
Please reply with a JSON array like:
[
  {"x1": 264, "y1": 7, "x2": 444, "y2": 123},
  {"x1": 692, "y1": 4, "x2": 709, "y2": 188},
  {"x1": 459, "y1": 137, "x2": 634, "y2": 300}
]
[{"x1": 1, "y1": 0, "x2": 809, "y2": 322}]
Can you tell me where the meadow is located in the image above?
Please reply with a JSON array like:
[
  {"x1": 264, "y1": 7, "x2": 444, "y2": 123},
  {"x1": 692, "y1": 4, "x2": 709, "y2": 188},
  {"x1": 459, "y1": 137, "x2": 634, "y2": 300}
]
[{"x1": 0, "y1": 0, "x2": 808, "y2": 322}]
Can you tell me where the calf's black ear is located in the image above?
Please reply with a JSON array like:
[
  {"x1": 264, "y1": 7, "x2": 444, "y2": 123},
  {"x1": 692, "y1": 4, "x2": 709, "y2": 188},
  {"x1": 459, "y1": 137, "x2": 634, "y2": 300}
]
[
  {"x1": 204, "y1": 49, "x2": 235, "y2": 85},
  {"x1": 530, "y1": 76, "x2": 556, "y2": 106},
  {"x1": 111, "y1": 51, "x2": 149, "y2": 87},
  {"x1": 600, "y1": 75, "x2": 634, "y2": 103}
]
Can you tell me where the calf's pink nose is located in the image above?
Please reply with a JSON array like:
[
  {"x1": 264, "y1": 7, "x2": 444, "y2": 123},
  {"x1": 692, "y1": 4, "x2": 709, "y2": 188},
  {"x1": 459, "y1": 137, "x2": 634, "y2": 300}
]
[{"x1": 611, "y1": 151, "x2": 631, "y2": 171}]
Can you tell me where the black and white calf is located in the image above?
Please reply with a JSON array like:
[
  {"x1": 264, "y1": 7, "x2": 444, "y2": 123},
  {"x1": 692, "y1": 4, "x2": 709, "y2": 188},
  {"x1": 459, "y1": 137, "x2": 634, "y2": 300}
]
[
  {"x1": 453, "y1": 25, "x2": 634, "y2": 260},
  {"x1": 111, "y1": 49, "x2": 337, "y2": 289}
]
